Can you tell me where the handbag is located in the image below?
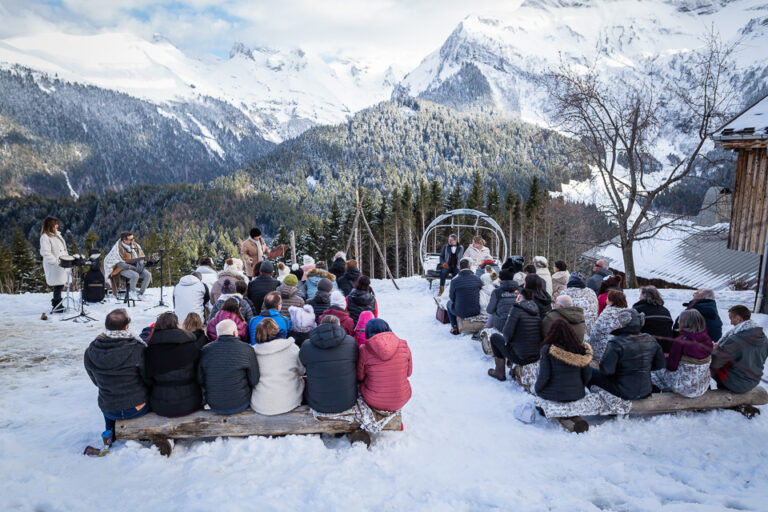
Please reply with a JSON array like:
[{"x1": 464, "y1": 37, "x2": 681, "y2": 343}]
[{"x1": 435, "y1": 304, "x2": 450, "y2": 324}]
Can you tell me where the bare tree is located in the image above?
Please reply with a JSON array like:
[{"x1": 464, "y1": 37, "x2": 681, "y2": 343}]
[{"x1": 545, "y1": 31, "x2": 736, "y2": 286}]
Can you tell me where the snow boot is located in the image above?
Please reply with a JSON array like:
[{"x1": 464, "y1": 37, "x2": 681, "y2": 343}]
[
  {"x1": 347, "y1": 429, "x2": 371, "y2": 448},
  {"x1": 438, "y1": 285, "x2": 445, "y2": 296},
  {"x1": 51, "y1": 299, "x2": 65, "y2": 313},
  {"x1": 488, "y1": 357, "x2": 506, "y2": 381}
]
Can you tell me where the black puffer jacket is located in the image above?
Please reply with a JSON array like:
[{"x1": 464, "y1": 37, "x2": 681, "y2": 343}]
[
  {"x1": 535, "y1": 343, "x2": 594, "y2": 402},
  {"x1": 145, "y1": 328, "x2": 203, "y2": 417},
  {"x1": 449, "y1": 269, "x2": 483, "y2": 319},
  {"x1": 246, "y1": 274, "x2": 281, "y2": 313},
  {"x1": 502, "y1": 300, "x2": 542, "y2": 364},
  {"x1": 299, "y1": 323, "x2": 359, "y2": 413},
  {"x1": 487, "y1": 280, "x2": 519, "y2": 331},
  {"x1": 84, "y1": 333, "x2": 149, "y2": 411},
  {"x1": 337, "y1": 266, "x2": 361, "y2": 296},
  {"x1": 346, "y1": 288, "x2": 377, "y2": 324},
  {"x1": 599, "y1": 311, "x2": 666, "y2": 400},
  {"x1": 533, "y1": 291, "x2": 553, "y2": 318},
  {"x1": 197, "y1": 335, "x2": 259, "y2": 411},
  {"x1": 632, "y1": 300, "x2": 674, "y2": 351},
  {"x1": 330, "y1": 257, "x2": 347, "y2": 279},
  {"x1": 307, "y1": 290, "x2": 332, "y2": 322}
]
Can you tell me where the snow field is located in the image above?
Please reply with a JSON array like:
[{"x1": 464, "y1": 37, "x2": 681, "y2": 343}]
[{"x1": 1, "y1": 278, "x2": 767, "y2": 511}]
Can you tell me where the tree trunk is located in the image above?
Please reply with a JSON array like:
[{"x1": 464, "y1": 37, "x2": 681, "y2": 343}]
[
  {"x1": 407, "y1": 224, "x2": 414, "y2": 276},
  {"x1": 369, "y1": 237, "x2": 375, "y2": 279},
  {"x1": 621, "y1": 238, "x2": 637, "y2": 288},
  {"x1": 394, "y1": 214, "x2": 400, "y2": 279}
]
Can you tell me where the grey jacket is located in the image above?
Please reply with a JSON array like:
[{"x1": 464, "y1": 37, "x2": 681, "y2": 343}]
[
  {"x1": 712, "y1": 323, "x2": 768, "y2": 393},
  {"x1": 587, "y1": 269, "x2": 612, "y2": 294},
  {"x1": 197, "y1": 335, "x2": 259, "y2": 411},
  {"x1": 84, "y1": 333, "x2": 150, "y2": 411}
]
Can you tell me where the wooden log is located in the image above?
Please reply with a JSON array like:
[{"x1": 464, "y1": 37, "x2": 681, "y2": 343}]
[
  {"x1": 629, "y1": 387, "x2": 768, "y2": 415},
  {"x1": 115, "y1": 406, "x2": 403, "y2": 440},
  {"x1": 557, "y1": 416, "x2": 589, "y2": 433}
]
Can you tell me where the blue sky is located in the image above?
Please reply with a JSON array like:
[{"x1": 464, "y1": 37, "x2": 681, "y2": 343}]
[{"x1": 0, "y1": 0, "x2": 527, "y2": 66}]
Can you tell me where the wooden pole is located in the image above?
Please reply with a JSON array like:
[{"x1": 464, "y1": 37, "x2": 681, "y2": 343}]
[
  {"x1": 345, "y1": 208, "x2": 360, "y2": 257},
  {"x1": 289, "y1": 230, "x2": 297, "y2": 266},
  {"x1": 360, "y1": 208, "x2": 399, "y2": 290}
]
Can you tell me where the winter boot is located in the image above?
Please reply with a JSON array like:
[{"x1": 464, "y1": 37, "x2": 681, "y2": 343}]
[
  {"x1": 51, "y1": 299, "x2": 64, "y2": 313},
  {"x1": 438, "y1": 285, "x2": 445, "y2": 296},
  {"x1": 347, "y1": 429, "x2": 371, "y2": 448},
  {"x1": 487, "y1": 357, "x2": 507, "y2": 381}
]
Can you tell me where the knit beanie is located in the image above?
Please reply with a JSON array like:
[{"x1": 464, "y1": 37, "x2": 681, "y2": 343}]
[
  {"x1": 303, "y1": 255, "x2": 315, "y2": 266},
  {"x1": 221, "y1": 278, "x2": 236, "y2": 295},
  {"x1": 330, "y1": 290, "x2": 346, "y2": 309},
  {"x1": 317, "y1": 278, "x2": 333, "y2": 293},
  {"x1": 365, "y1": 318, "x2": 391, "y2": 339},
  {"x1": 284, "y1": 274, "x2": 298, "y2": 287}
]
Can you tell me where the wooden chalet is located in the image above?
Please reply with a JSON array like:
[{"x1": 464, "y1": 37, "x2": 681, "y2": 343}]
[{"x1": 712, "y1": 93, "x2": 768, "y2": 313}]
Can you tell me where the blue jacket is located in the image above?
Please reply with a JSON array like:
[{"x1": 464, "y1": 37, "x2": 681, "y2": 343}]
[
  {"x1": 449, "y1": 269, "x2": 483, "y2": 319},
  {"x1": 249, "y1": 309, "x2": 291, "y2": 345}
]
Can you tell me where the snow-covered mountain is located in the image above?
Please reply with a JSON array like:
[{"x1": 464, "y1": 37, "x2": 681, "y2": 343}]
[
  {"x1": 0, "y1": 32, "x2": 398, "y2": 143},
  {"x1": 396, "y1": 0, "x2": 768, "y2": 125}
]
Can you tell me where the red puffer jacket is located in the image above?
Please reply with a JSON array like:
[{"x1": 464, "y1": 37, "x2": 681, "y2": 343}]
[{"x1": 357, "y1": 331, "x2": 412, "y2": 411}]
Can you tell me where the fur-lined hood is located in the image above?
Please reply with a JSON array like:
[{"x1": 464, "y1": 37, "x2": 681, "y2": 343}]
[
  {"x1": 548, "y1": 343, "x2": 593, "y2": 367},
  {"x1": 307, "y1": 268, "x2": 336, "y2": 281}
]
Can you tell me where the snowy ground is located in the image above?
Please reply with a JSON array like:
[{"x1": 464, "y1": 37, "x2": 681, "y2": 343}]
[{"x1": 1, "y1": 279, "x2": 768, "y2": 511}]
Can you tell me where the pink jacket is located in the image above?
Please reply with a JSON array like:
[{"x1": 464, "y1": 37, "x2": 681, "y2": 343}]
[
  {"x1": 354, "y1": 311, "x2": 375, "y2": 347},
  {"x1": 300, "y1": 263, "x2": 315, "y2": 281},
  {"x1": 206, "y1": 310, "x2": 248, "y2": 342},
  {"x1": 357, "y1": 331, "x2": 412, "y2": 412}
]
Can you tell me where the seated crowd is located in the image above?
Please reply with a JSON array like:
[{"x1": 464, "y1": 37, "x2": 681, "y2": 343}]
[
  {"x1": 84, "y1": 251, "x2": 412, "y2": 443},
  {"x1": 438, "y1": 242, "x2": 768, "y2": 406}
]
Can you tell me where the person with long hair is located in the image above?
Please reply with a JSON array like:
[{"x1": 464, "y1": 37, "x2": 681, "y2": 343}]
[
  {"x1": 207, "y1": 297, "x2": 247, "y2": 341},
  {"x1": 249, "y1": 318, "x2": 305, "y2": 415},
  {"x1": 182, "y1": 312, "x2": 208, "y2": 347},
  {"x1": 39, "y1": 216, "x2": 70, "y2": 312},
  {"x1": 651, "y1": 309, "x2": 713, "y2": 398},
  {"x1": 534, "y1": 319, "x2": 594, "y2": 402},
  {"x1": 551, "y1": 260, "x2": 570, "y2": 299},
  {"x1": 525, "y1": 273, "x2": 552, "y2": 318},
  {"x1": 145, "y1": 312, "x2": 203, "y2": 417}
]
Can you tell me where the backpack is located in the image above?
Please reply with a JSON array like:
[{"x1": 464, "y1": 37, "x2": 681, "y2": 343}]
[{"x1": 83, "y1": 266, "x2": 106, "y2": 303}]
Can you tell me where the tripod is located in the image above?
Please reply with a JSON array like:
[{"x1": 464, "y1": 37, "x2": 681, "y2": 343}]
[
  {"x1": 62, "y1": 266, "x2": 97, "y2": 323},
  {"x1": 52, "y1": 270, "x2": 78, "y2": 314},
  {"x1": 144, "y1": 249, "x2": 168, "y2": 311}
]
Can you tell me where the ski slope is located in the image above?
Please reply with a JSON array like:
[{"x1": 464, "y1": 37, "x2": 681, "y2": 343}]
[{"x1": 1, "y1": 277, "x2": 767, "y2": 510}]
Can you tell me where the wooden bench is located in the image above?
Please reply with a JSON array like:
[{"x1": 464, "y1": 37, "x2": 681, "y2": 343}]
[
  {"x1": 550, "y1": 387, "x2": 768, "y2": 433},
  {"x1": 457, "y1": 315, "x2": 487, "y2": 335},
  {"x1": 116, "y1": 405, "x2": 403, "y2": 455}
]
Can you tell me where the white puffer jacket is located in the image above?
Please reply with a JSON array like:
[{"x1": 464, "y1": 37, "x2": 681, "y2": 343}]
[
  {"x1": 250, "y1": 337, "x2": 305, "y2": 415},
  {"x1": 173, "y1": 275, "x2": 208, "y2": 326},
  {"x1": 39, "y1": 232, "x2": 69, "y2": 286}
]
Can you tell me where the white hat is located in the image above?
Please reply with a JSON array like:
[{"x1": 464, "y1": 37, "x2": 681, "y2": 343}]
[
  {"x1": 330, "y1": 290, "x2": 347, "y2": 309},
  {"x1": 303, "y1": 255, "x2": 315, "y2": 266}
]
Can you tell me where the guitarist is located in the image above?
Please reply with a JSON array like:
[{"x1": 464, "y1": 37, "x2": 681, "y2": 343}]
[{"x1": 104, "y1": 232, "x2": 152, "y2": 299}]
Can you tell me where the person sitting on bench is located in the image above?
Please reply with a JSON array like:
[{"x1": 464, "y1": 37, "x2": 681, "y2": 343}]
[
  {"x1": 437, "y1": 234, "x2": 464, "y2": 297},
  {"x1": 198, "y1": 319, "x2": 259, "y2": 415},
  {"x1": 446, "y1": 258, "x2": 483, "y2": 335},
  {"x1": 84, "y1": 308, "x2": 150, "y2": 440},
  {"x1": 534, "y1": 318, "x2": 593, "y2": 402},
  {"x1": 711, "y1": 305, "x2": 768, "y2": 394},
  {"x1": 300, "y1": 315, "x2": 359, "y2": 414},
  {"x1": 358, "y1": 319, "x2": 412, "y2": 412},
  {"x1": 589, "y1": 309, "x2": 666, "y2": 400},
  {"x1": 485, "y1": 268, "x2": 519, "y2": 331},
  {"x1": 487, "y1": 287, "x2": 542, "y2": 381},
  {"x1": 542, "y1": 295, "x2": 586, "y2": 342},
  {"x1": 249, "y1": 291, "x2": 291, "y2": 344},
  {"x1": 145, "y1": 311, "x2": 204, "y2": 418},
  {"x1": 250, "y1": 318, "x2": 305, "y2": 416}
]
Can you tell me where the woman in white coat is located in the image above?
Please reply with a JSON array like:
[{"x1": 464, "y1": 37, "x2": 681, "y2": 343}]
[
  {"x1": 39, "y1": 216, "x2": 70, "y2": 312},
  {"x1": 250, "y1": 318, "x2": 305, "y2": 415}
]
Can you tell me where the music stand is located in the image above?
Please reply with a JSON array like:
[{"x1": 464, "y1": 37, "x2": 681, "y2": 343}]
[
  {"x1": 144, "y1": 249, "x2": 168, "y2": 311},
  {"x1": 62, "y1": 264, "x2": 97, "y2": 323}
]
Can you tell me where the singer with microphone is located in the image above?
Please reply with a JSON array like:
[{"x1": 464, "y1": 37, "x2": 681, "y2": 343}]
[{"x1": 39, "y1": 215, "x2": 70, "y2": 312}]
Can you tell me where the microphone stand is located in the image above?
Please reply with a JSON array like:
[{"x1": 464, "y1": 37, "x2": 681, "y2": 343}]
[{"x1": 145, "y1": 248, "x2": 168, "y2": 311}]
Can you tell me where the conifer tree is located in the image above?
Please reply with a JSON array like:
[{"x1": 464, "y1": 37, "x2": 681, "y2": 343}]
[
  {"x1": 466, "y1": 170, "x2": 484, "y2": 211},
  {"x1": 11, "y1": 229, "x2": 46, "y2": 292},
  {"x1": 485, "y1": 180, "x2": 501, "y2": 219},
  {"x1": 447, "y1": 185, "x2": 463, "y2": 210},
  {"x1": 429, "y1": 180, "x2": 444, "y2": 252},
  {"x1": 0, "y1": 242, "x2": 13, "y2": 293}
]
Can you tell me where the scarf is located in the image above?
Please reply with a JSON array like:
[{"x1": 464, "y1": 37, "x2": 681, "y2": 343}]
[
  {"x1": 103, "y1": 329, "x2": 137, "y2": 339},
  {"x1": 718, "y1": 319, "x2": 760, "y2": 345}
]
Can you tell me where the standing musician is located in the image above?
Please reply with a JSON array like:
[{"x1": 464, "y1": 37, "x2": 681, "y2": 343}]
[
  {"x1": 39, "y1": 215, "x2": 70, "y2": 312},
  {"x1": 241, "y1": 227, "x2": 270, "y2": 279},
  {"x1": 104, "y1": 231, "x2": 152, "y2": 299}
]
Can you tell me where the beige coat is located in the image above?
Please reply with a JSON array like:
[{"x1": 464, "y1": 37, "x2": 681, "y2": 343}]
[
  {"x1": 250, "y1": 337, "x2": 305, "y2": 415},
  {"x1": 551, "y1": 270, "x2": 570, "y2": 299},
  {"x1": 240, "y1": 238, "x2": 266, "y2": 277},
  {"x1": 39, "y1": 232, "x2": 69, "y2": 286}
]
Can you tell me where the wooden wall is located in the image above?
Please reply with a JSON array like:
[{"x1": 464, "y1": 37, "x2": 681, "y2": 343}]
[{"x1": 728, "y1": 147, "x2": 768, "y2": 255}]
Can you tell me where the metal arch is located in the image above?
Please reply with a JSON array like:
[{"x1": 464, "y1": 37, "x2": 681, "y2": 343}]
[{"x1": 419, "y1": 209, "x2": 508, "y2": 273}]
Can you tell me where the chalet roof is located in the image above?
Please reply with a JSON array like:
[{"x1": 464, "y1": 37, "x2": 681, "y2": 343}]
[
  {"x1": 712, "y1": 93, "x2": 768, "y2": 142},
  {"x1": 582, "y1": 220, "x2": 761, "y2": 290}
]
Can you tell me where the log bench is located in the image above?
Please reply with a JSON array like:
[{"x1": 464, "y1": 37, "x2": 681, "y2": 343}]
[
  {"x1": 116, "y1": 405, "x2": 403, "y2": 455},
  {"x1": 550, "y1": 387, "x2": 768, "y2": 433}
]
